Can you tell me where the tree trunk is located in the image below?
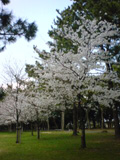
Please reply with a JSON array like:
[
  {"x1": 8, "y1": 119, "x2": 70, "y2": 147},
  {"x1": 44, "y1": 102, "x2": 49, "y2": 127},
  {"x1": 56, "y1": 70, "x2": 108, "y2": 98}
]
[
  {"x1": 53, "y1": 118, "x2": 58, "y2": 129},
  {"x1": 16, "y1": 126, "x2": 19, "y2": 143},
  {"x1": 73, "y1": 102, "x2": 78, "y2": 136},
  {"x1": 61, "y1": 111, "x2": 65, "y2": 131},
  {"x1": 77, "y1": 93, "x2": 86, "y2": 148},
  {"x1": 16, "y1": 123, "x2": 21, "y2": 143},
  {"x1": 108, "y1": 119, "x2": 112, "y2": 129},
  {"x1": 81, "y1": 121, "x2": 86, "y2": 148},
  {"x1": 21, "y1": 122, "x2": 23, "y2": 132},
  {"x1": 16, "y1": 111, "x2": 21, "y2": 143},
  {"x1": 8, "y1": 123, "x2": 12, "y2": 132},
  {"x1": 86, "y1": 108, "x2": 90, "y2": 129},
  {"x1": 37, "y1": 121, "x2": 40, "y2": 139},
  {"x1": 113, "y1": 106, "x2": 120, "y2": 138},
  {"x1": 47, "y1": 117, "x2": 50, "y2": 131},
  {"x1": 101, "y1": 108, "x2": 104, "y2": 129},
  {"x1": 37, "y1": 126, "x2": 40, "y2": 139},
  {"x1": 93, "y1": 120, "x2": 96, "y2": 129},
  {"x1": 31, "y1": 122, "x2": 34, "y2": 136}
]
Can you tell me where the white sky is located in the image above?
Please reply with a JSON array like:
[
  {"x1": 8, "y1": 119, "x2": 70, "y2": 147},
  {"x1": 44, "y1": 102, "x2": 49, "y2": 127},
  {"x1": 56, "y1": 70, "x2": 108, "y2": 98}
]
[{"x1": 0, "y1": 0, "x2": 73, "y2": 85}]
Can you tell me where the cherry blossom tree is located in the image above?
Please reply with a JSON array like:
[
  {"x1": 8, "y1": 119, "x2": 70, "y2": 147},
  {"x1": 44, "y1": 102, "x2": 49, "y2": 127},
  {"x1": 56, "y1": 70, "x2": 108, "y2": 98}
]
[
  {"x1": 24, "y1": 80, "x2": 55, "y2": 139},
  {"x1": 32, "y1": 17, "x2": 120, "y2": 148},
  {"x1": 0, "y1": 63, "x2": 27, "y2": 143}
]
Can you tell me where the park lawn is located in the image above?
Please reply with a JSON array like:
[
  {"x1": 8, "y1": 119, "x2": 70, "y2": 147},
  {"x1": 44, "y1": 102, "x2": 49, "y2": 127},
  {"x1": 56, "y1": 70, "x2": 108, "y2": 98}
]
[{"x1": 0, "y1": 130, "x2": 120, "y2": 160}]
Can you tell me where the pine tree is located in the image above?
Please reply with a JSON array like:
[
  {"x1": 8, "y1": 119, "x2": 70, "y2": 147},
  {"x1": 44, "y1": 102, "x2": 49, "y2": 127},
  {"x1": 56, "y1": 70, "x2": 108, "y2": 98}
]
[{"x1": 0, "y1": 0, "x2": 37, "y2": 52}]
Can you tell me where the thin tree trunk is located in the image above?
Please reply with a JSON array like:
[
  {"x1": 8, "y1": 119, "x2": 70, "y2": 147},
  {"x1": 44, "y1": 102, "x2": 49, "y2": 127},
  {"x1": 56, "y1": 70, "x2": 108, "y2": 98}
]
[
  {"x1": 113, "y1": 106, "x2": 120, "y2": 138},
  {"x1": 37, "y1": 121, "x2": 40, "y2": 139},
  {"x1": 31, "y1": 122, "x2": 34, "y2": 136},
  {"x1": 37, "y1": 126, "x2": 40, "y2": 139},
  {"x1": 61, "y1": 111, "x2": 65, "y2": 131},
  {"x1": 16, "y1": 111, "x2": 21, "y2": 143},
  {"x1": 53, "y1": 118, "x2": 58, "y2": 129},
  {"x1": 73, "y1": 102, "x2": 78, "y2": 136},
  {"x1": 47, "y1": 117, "x2": 50, "y2": 131},
  {"x1": 21, "y1": 122, "x2": 23, "y2": 132},
  {"x1": 101, "y1": 108, "x2": 104, "y2": 129},
  {"x1": 77, "y1": 93, "x2": 86, "y2": 148},
  {"x1": 16, "y1": 124, "x2": 19, "y2": 143},
  {"x1": 16, "y1": 123, "x2": 21, "y2": 143},
  {"x1": 86, "y1": 108, "x2": 90, "y2": 129},
  {"x1": 9, "y1": 123, "x2": 12, "y2": 132},
  {"x1": 108, "y1": 119, "x2": 112, "y2": 129},
  {"x1": 93, "y1": 120, "x2": 96, "y2": 129},
  {"x1": 81, "y1": 121, "x2": 86, "y2": 148}
]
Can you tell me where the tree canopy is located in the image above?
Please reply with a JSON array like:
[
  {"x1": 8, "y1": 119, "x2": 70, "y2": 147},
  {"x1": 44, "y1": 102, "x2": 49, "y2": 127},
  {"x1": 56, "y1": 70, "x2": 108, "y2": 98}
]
[
  {"x1": 0, "y1": 0, "x2": 37, "y2": 52},
  {"x1": 48, "y1": 0, "x2": 120, "y2": 53}
]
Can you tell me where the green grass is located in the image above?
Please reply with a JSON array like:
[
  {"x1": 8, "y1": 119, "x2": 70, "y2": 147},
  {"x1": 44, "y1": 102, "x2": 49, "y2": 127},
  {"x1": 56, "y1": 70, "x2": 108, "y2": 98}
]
[{"x1": 0, "y1": 130, "x2": 120, "y2": 160}]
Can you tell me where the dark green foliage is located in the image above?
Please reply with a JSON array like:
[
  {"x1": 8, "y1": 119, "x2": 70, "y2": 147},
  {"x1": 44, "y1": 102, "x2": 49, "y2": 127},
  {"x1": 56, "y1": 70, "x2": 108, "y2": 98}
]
[
  {"x1": 25, "y1": 64, "x2": 37, "y2": 78},
  {"x1": 0, "y1": 0, "x2": 37, "y2": 52},
  {"x1": 48, "y1": 6, "x2": 80, "y2": 52},
  {"x1": 1, "y1": 0, "x2": 10, "y2": 5},
  {"x1": 73, "y1": 0, "x2": 120, "y2": 25}
]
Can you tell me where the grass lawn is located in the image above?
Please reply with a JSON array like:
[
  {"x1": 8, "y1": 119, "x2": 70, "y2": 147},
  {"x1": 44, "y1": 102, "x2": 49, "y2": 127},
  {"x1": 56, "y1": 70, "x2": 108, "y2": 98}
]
[{"x1": 0, "y1": 130, "x2": 120, "y2": 160}]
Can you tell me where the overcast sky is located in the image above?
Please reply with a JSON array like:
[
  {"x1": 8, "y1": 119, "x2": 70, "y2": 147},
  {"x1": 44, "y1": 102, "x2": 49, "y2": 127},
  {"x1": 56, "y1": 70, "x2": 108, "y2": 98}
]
[{"x1": 0, "y1": 0, "x2": 73, "y2": 85}]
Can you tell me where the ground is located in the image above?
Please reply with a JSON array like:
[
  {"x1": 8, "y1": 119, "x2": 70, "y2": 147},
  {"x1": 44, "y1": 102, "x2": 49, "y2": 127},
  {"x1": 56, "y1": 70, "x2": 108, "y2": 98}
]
[{"x1": 0, "y1": 130, "x2": 120, "y2": 160}]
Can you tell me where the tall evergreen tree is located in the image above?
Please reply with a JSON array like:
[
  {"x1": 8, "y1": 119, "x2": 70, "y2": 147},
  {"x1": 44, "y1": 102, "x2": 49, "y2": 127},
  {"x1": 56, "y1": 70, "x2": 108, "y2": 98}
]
[{"x1": 0, "y1": 0, "x2": 37, "y2": 52}]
